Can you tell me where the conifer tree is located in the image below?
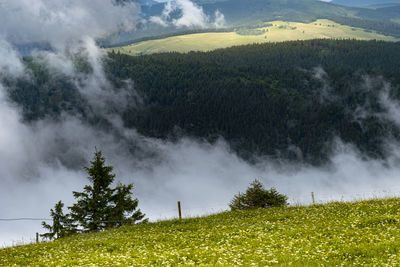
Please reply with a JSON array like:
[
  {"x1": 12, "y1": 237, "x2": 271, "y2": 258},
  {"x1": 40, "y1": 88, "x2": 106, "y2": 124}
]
[
  {"x1": 69, "y1": 149, "x2": 145, "y2": 231},
  {"x1": 229, "y1": 179, "x2": 288, "y2": 210},
  {"x1": 41, "y1": 201, "x2": 76, "y2": 240}
]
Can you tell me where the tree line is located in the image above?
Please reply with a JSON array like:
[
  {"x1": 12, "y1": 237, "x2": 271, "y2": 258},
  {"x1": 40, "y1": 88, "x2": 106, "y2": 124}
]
[{"x1": 106, "y1": 40, "x2": 400, "y2": 164}]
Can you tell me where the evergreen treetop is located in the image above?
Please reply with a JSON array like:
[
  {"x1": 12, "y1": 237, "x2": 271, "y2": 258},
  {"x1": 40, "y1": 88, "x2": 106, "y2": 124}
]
[
  {"x1": 42, "y1": 149, "x2": 146, "y2": 238},
  {"x1": 41, "y1": 201, "x2": 76, "y2": 240},
  {"x1": 229, "y1": 179, "x2": 288, "y2": 210},
  {"x1": 69, "y1": 150, "x2": 146, "y2": 232}
]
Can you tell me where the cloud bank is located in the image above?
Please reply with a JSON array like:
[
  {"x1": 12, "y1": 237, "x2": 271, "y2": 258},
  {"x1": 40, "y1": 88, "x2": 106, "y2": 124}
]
[{"x1": 0, "y1": 0, "x2": 139, "y2": 48}]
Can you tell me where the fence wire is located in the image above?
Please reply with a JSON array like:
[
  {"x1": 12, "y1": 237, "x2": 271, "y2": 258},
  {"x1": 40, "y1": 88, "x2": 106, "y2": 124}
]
[{"x1": 1, "y1": 189, "x2": 400, "y2": 222}]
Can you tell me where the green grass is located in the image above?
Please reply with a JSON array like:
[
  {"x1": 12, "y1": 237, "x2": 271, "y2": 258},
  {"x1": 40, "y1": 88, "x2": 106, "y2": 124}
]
[
  {"x1": 113, "y1": 19, "x2": 400, "y2": 55},
  {"x1": 2, "y1": 198, "x2": 400, "y2": 265}
]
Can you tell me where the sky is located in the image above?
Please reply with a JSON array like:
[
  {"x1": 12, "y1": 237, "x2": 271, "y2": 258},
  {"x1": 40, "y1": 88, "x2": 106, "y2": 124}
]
[{"x1": 1, "y1": 0, "x2": 400, "y2": 247}]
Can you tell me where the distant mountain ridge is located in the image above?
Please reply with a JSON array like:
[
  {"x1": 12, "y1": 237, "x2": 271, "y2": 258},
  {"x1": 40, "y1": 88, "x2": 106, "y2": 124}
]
[
  {"x1": 331, "y1": 0, "x2": 400, "y2": 7},
  {"x1": 16, "y1": 0, "x2": 400, "y2": 51},
  {"x1": 102, "y1": 0, "x2": 400, "y2": 47},
  {"x1": 142, "y1": 0, "x2": 355, "y2": 26}
]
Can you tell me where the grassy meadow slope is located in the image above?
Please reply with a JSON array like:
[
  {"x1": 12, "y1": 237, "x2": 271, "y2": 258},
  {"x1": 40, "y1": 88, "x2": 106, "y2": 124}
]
[
  {"x1": 2, "y1": 198, "x2": 400, "y2": 265},
  {"x1": 113, "y1": 20, "x2": 399, "y2": 55}
]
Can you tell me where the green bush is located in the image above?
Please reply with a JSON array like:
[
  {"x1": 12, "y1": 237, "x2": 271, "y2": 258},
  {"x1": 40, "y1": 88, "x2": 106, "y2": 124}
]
[{"x1": 229, "y1": 180, "x2": 288, "y2": 210}]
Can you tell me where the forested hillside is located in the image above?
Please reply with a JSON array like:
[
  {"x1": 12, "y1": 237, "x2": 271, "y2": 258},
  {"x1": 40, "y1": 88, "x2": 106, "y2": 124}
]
[{"x1": 6, "y1": 40, "x2": 400, "y2": 164}]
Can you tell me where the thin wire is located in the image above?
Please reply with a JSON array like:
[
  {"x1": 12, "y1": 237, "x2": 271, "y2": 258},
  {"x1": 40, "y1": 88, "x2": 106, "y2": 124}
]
[
  {"x1": 0, "y1": 218, "x2": 140, "y2": 222},
  {"x1": 0, "y1": 218, "x2": 51, "y2": 221}
]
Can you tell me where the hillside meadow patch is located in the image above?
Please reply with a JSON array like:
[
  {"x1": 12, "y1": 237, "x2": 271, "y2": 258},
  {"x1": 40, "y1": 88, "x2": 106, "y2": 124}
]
[
  {"x1": 2, "y1": 198, "x2": 400, "y2": 265},
  {"x1": 112, "y1": 19, "x2": 399, "y2": 55}
]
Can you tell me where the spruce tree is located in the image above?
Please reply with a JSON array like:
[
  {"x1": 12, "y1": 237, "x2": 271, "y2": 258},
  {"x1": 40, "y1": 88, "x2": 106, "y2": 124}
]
[
  {"x1": 69, "y1": 149, "x2": 145, "y2": 231},
  {"x1": 229, "y1": 179, "x2": 288, "y2": 210},
  {"x1": 107, "y1": 183, "x2": 146, "y2": 227},
  {"x1": 41, "y1": 201, "x2": 76, "y2": 240}
]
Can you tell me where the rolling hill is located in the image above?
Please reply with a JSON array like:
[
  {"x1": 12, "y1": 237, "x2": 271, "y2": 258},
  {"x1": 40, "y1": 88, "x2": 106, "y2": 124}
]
[
  {"x1": 100, "y1": 0, "x2": 400, "y2": 47},
  {"x1": 2, "y1": 198, "x2": 400, "y2": 265},
  {"x1": 103, "y1": 0, "x2": 400, "y2": 47},
  {"x1": 112, "y1": 19, "x2": 399, "y2": 55},
  {"x1": 199, "y1": 0, "x2": 355, "y2": 25}
]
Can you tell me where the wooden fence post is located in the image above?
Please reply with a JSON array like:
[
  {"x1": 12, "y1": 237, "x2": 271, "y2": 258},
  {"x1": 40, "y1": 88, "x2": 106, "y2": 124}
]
[
  {"x1": 311, "y1": 192, "x2": 315, "y2": 205},
  {"x1": 36, "y1": 232, "x2": 39, "y2": 244},
  {"x1": 178, "y1": 201, "x2": 182, "y2": 220}
]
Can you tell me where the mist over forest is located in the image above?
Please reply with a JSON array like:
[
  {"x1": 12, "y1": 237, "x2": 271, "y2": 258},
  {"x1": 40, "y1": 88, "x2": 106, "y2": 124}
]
[{"x1": 2, "y1": 0, "x2": 400, "y2": 247}]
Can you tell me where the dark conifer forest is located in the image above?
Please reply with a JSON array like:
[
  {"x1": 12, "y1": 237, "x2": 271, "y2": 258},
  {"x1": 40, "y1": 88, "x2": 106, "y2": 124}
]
[{"x1": 7, "y1": 40, "x2": 400, "y2": 164}]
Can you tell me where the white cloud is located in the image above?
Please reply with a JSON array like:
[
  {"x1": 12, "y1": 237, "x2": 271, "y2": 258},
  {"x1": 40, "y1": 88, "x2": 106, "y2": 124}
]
[
  {"x1": 149, "y1": 16, "x2": 169, "y2": 27},
  {"x1": 173, "y1": 0, "x2": 209, "y2": 27},
  {"x1": 0, "y1": 0, "x2": 139, "y2": 48},
  {"x1": 214, "y1": 10, "x2": 226, "y2": 28},
  {"x1": 149, "y1": 0, "x2": 225, "y2": 28},
  {"x1": 0, "y1": 40, "x2": 25, "y2": 77}
]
